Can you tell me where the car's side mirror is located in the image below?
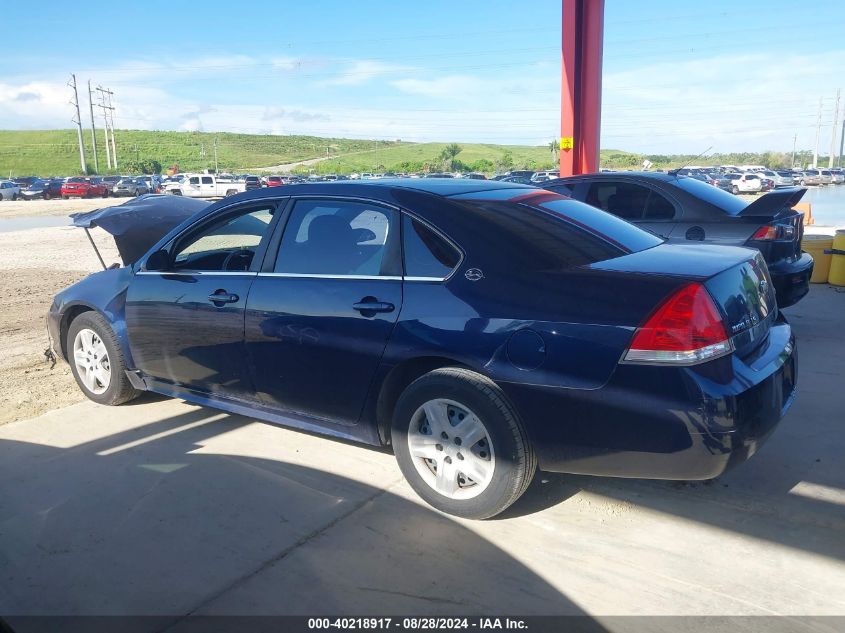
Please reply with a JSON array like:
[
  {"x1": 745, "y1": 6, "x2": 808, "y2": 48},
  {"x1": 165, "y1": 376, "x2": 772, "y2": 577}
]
[{"x1": 145, "y1": 249, "x2": 170, "y2": 272}]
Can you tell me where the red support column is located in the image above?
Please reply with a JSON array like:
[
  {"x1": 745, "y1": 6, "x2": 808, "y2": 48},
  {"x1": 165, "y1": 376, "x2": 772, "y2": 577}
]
[{"x1": 560, "y1": 0, "x2": 605, "y2": 176}]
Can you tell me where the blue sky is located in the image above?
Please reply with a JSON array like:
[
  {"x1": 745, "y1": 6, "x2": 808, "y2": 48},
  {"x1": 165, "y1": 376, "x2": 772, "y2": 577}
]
[{"x1": 1, "y1": 0, "x2": 843, "y2": 153}]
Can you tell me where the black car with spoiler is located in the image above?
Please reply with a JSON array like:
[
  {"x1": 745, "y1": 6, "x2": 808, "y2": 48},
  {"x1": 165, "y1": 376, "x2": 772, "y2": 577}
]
[{"x1": 543, "y1": 173, "x2": 814, "y2": 307}]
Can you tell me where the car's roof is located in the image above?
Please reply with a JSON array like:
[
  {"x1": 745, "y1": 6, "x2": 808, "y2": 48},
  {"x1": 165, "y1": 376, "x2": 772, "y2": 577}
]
[{"x1": 229, "y1": 177, "x2": 536, "y2": 200}]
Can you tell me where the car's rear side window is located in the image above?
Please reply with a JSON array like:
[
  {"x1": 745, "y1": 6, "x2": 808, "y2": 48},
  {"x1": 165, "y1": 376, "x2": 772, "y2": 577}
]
[
  {"x1": 585, "y1": 181, "x2": 651, "y2": 220},
  {"x1": 450, "y1": 190, "x2": 662, "y2": 262},
  {"x1": 402, "y1": 215, "x2": 461, "y2": 279}
]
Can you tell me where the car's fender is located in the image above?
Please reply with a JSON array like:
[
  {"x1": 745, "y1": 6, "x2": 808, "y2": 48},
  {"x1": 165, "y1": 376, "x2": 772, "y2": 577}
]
[{"x1": 52, "y1": 267, "x2": 136, "y2": 368}]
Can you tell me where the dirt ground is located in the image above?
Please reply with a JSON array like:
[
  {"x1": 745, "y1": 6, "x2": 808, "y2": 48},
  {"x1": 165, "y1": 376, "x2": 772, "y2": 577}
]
[
  {"x1": 0, "y1": 196, "x2": 125, "y2": 218},
  {"x1": 0, "y1": 199, "x2": 121, "y2": 425}
]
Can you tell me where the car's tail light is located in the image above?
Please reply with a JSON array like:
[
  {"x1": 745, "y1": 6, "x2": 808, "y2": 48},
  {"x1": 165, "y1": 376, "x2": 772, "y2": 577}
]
[
  {"x1": 623, "y1": 283, "x2": 733, "y2": 365},
  {"x1": 750, "y1": 224, "x2": 795, "y2": 241}
]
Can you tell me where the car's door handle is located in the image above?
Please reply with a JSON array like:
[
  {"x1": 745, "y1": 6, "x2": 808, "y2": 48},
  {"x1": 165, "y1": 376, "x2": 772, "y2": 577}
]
[
  {"x1": 207, "y1": 291, "x2": 239, "y2": 304},
  {"x1": 352, "y1": 300, "x2": 395, "y2": 314}
]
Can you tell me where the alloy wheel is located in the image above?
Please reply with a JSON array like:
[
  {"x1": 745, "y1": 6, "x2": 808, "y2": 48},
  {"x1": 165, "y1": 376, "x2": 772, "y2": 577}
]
[
  {"x1": 407, "y1": 398, "x2": 495, "y2": 500},
  {"x1": 72, "y1": 328, "x2": 111, "y2": 395}
]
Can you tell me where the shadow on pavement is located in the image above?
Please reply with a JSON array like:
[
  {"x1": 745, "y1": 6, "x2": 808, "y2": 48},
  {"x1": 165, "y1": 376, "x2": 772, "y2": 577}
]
[{"x1": 0, "y1": 408, "x2": 600, "y2": 624}]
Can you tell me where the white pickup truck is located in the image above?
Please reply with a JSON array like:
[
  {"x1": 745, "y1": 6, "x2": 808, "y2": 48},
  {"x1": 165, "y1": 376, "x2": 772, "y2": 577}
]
[{"x1": 162, "y1": 174, "x2": 245, "y2": 198}]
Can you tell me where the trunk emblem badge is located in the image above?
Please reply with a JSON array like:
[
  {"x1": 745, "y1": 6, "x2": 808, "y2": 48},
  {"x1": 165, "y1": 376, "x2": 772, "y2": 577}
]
[{"x1": 465, "y1": 268, "x2": 484, "y2": 282}]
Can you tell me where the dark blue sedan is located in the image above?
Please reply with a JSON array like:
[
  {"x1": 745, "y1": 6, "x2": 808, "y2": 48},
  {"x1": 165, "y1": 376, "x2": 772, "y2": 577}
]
[{"x1": 47, "y1": 181, "x2": 796, "y2": 518}]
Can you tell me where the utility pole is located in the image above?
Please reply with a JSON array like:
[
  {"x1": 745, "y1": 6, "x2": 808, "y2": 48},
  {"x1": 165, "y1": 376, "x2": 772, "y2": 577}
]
[
  {"x1": 68, "y1": 75, "x2": 87, "y2": 175},
  {"x1": 87, "y1": 80, "x2": 99, "y2": 173},
  {"x1": 213, "y1": 137, "x2": 219, "y2": 173},
  {"x1": 829, "y1": 89, "x2": 840, "y2": 169},
  {"x1": 96, "y1": 86, "x2": 113, "y2": 169},
  {"x1": 791, "y1": 133, "x2": 797, "y2": 168},
  {"x1": 104, "y1": 88, "x2": 117, "y2": 169},
  {"x1": 813, "y1": 97, "x2": 823, "y2": 169},
  {"x1": 839, "y1": 116, "x2": 845, "y2": 168}
]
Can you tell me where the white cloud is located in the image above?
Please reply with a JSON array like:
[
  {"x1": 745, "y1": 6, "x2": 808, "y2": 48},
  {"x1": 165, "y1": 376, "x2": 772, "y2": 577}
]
[
  {"x1": 321, "y1": 60, "x2": 413, "y2": 86},
  {"x1": 601, "y1": 50, "x2": 845, "y2": 153}
]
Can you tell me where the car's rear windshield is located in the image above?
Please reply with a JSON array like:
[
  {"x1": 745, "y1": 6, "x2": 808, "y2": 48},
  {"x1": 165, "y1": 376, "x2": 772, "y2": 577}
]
[
  {"x1": 449, "y1": 189, "x2": 662, "y2": 266},
  {"x1": 672, "y1": 175, "x2": 749, "y2": 215}
]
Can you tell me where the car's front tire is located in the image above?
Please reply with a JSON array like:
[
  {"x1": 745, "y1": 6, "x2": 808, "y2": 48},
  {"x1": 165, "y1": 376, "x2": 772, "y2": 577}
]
[
  {"x1": 67, "y1": 312, "x2": 140, "y2": 406},
  {"x1": 391, "y1": 367, "x2": 536, "y2": 519}
]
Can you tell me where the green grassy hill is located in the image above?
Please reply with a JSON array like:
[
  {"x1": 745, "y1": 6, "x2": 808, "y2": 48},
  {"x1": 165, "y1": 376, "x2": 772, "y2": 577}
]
[{"x1": 0, "y1": 130, "x2": 404, "y2": 177}]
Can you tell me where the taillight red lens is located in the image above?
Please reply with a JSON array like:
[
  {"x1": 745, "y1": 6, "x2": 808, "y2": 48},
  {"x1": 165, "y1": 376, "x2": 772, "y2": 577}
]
[
  {"x1": 751, "y1": 226, "x2": 779, "y2": 241},
  {"x1": 624, "y1": 283, "x2": 732, "y2": 365}
]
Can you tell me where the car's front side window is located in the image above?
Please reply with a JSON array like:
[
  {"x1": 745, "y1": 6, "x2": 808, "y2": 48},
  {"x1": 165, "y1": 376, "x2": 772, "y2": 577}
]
[
  {"x1": 274, "y1": 199, "x2": 399, "y2": 277},
  {"x1": 171, "y1": 205, "x2": 276, "y2": 272}
]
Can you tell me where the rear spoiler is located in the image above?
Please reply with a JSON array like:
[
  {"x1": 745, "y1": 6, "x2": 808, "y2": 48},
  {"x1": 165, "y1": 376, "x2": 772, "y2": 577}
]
[{"x1": 738, "y1": 186, "x2": 807, "y2": 217}]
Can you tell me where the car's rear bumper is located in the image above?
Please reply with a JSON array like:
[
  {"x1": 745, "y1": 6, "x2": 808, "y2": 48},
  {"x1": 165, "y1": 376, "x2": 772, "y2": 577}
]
[
  {"x1": 502, "y1": 316, "x2": 796, "y2": 480},
  {"x1": 769, "y1": 252, "x2": 813, "y2": 308}
]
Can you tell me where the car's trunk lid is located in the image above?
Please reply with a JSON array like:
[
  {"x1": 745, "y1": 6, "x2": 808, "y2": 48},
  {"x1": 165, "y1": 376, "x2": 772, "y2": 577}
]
[
  {"x1": 590, "y1": 243, "x2": 777, "y2": 357},
  {"x1": 703, "y1": 251, "x2": 778, "y2": 356}
]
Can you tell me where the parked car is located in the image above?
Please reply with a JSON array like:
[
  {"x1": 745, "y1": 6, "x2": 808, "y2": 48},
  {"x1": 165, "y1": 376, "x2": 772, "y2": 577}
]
[
  {"x1": 20, "y1": 179, "x2": 64, "y2": 200},
  {"x1": 161, "y1": 173, "x2": 246, "y2": 198},
  {"x1": 0, "y1": 180, "x2": 21, "y2": 200},
  {"x1": 704, "y1": 172, "x2": 734, "y2": 192},
  {"x1": 60, "y1": 177, "x2": 108, "y2": 199},
  {"x1": 499, "y1": 175, "x2": 534, "y2": 184},
  {"x1": 798, "y1": 170, "x2": 823, "y2": 186},
  {"x1": 100, "y1": 175, "x2": 122, "y2": 194},
  {"x1": 819, "y1": 170, "x2": 834, "y2": 185},
  {"x1": 542, "y1": 172, "x2": 813, "y2": 307},
  {"x1": 13, "y1": 176, "x2": 39, "y2": 190},
  {"x1": 770, "y1": 171, "x2": 796, "y2": 187},
  {"x1": 530, "y1": 170, "x2": 560, "y2": 183},
  {"x1": 723, "y1": 173, "x2": 763, "y2": 194},
  {"x1": 265, "y1": 175, "x2": 285, "y2": 187},
  {"x1": 112, "y1": 178, "x2": 144, "y2": 197},
  {"x1": 830, "y1": 168, "x2": 845, "y2": 184},
  {"x1": 243, "y1": 175, "x2": 263, "y2": 191},
  {"x1": 49, "y1": 180, "x2": 796, "y2": 519}
]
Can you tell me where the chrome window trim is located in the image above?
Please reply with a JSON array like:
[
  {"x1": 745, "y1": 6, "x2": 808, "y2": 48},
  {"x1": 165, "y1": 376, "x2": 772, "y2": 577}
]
[
  {"x1": 257, "y1": 273, "x2": 402, "y2": 281},
  {"x1": 136, "y1": 271, "x2": 258, "y2": 277},
  {"x1": 254, "y1": 273, "x2": 450, "y2": 282}
]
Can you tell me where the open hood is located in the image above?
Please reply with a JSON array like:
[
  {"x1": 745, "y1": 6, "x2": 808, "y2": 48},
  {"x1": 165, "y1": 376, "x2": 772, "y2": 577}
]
[
  {"x1": 738, "y1": 186, "x2": 806, "y2": 217},
  {"x1": 70, "y1": 194, "x2": 210, "y2": 265}
]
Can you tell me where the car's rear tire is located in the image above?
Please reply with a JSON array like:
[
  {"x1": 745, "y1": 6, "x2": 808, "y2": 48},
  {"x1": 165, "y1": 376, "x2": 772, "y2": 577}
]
[
  {"x1": 391, "y1": 367, "x2": 536, "y2": 519},
  {"x1": 731, "y1": 185, "x2": 739, "y2": 194},
  {"x1": 67, "y1": 312, "x2": 140, "y2": 406}
]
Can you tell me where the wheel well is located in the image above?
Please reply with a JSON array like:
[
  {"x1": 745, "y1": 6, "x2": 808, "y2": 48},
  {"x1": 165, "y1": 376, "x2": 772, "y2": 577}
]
[
  {"x1": 375, "y1": 356, "x2": 471, "y2": 446},
  {"x1": 59, "y1": 305, "x2": 94, "y2": 359}
]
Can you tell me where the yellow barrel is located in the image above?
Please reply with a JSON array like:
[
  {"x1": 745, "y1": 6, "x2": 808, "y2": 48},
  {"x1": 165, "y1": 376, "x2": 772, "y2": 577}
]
[
  {"x1": 828, "y1": 230, "x2": 845, "y2": 286},
  {"x1": 802, "y1": 234, "x2": 834, "y2": 283}
]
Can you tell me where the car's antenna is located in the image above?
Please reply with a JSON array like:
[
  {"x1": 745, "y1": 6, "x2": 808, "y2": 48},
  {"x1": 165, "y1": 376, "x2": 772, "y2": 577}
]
[{"x1": 672, "y1": 146, "x2": 713, "y2": 175}]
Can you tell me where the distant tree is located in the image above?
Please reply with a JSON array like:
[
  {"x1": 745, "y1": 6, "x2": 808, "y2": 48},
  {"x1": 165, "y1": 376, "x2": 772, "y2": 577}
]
[
  {"x1": 549, "y1": 139, "x2": 560, "y2": 161},
  {"x1": 496, "y1": 151, "x2": 514, "y2": 172}
]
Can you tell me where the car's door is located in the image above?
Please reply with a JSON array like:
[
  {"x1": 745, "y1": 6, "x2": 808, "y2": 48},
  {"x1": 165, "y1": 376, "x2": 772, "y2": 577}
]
[
  {"x1": 200, "y1": 176, "x2": 215, "y2": 197},
  {"x1": 244, "y1": 197, "x2": 403, "y2": 424},
  {"x1": 125, "y1": 200, "x2": 280, "y2": 401}
]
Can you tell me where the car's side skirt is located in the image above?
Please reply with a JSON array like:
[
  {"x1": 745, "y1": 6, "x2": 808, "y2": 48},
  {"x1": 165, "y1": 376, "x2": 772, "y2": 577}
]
[{"x1": 143, "y1": 377, "x2": 382, "y2": 447}]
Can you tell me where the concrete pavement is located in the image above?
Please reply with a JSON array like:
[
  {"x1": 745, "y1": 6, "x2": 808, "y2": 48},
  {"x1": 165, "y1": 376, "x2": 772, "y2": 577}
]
[{"x1": 0, "y1": 286, "x2": 844, "y2": 623}]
